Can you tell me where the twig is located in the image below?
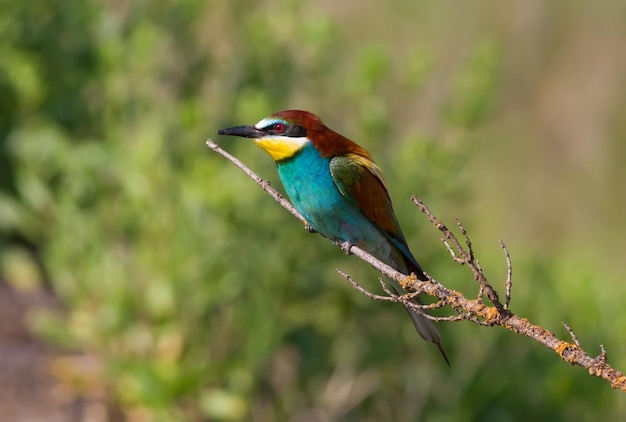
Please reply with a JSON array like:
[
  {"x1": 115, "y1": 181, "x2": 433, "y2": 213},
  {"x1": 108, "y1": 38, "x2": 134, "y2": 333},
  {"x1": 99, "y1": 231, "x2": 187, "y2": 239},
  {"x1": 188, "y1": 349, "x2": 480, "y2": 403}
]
[
  {"x1": 206, "y1": 139, "x2": 307, "y2": 225},
  {"x1": 456, "y1": 219, "x2": 474, "y2": 262},
  {"x1": 379, "y1": 278, "x2": 396, "y2": 297},
  {"x1": 442, "y1": 238, "x2": 464, "y2": 264},
  {"x1": 207, "y1": 138, "x2": 626, "y2": 393},
  {"x1": 412, "y1": 197, "x2": 503, "y2": 310},
  {"x1": 335, "y1": 269, "x2": 397, "y2": 303},
  {"x1": 562, "y1": 321, "x2": 581, "y2": 348},
  {"x1": 499, "y1": 240, "x2": 513, "y2": 309}
]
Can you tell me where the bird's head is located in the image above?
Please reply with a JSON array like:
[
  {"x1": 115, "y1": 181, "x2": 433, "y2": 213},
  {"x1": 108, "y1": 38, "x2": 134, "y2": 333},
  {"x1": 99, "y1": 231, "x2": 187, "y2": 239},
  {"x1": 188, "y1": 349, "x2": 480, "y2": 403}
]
[{"x1": 217, "y1": 110, "x2": 370, "y2": 162}]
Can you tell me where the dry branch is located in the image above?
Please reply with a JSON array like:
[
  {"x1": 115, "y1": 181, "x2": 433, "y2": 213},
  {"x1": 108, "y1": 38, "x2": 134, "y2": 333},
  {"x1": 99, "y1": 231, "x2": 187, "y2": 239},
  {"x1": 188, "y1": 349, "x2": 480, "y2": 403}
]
[{"x1": 206, "y1": 138, "x2": 626, "y2": 392}]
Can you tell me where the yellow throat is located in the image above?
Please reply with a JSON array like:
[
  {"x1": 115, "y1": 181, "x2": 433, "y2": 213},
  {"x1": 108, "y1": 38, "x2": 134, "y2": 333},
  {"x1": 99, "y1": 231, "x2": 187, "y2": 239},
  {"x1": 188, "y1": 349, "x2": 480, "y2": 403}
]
[{"x1": 254, "y1": 135, "x2": 310, "y2": 161}]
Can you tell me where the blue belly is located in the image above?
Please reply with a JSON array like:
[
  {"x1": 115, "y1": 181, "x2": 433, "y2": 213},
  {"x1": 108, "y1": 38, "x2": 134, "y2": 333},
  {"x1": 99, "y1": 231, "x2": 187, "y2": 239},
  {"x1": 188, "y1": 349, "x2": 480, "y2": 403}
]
[{"x1": 277, "y1": 143, "x2": 392, "y2": 259}]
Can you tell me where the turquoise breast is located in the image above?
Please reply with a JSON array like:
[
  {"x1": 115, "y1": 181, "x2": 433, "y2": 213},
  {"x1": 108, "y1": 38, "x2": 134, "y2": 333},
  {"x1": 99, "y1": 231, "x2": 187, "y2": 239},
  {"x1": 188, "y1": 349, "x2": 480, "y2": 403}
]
[{"x1": 277, "y1": 143, "x2": 391, "y2": 259}]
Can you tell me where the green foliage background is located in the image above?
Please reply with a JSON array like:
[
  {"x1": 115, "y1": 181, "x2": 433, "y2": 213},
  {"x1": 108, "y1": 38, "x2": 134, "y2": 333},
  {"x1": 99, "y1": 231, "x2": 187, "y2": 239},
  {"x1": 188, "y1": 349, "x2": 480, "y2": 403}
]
[{"x1": 1, "y1": 0, "x2": 625, "y2": 420}]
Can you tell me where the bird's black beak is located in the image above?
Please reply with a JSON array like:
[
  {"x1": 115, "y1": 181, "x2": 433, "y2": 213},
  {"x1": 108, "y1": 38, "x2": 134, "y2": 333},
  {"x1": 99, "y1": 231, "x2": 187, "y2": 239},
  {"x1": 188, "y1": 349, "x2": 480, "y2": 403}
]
[{"x1": 217, "y1": 125, "x2": 263, "y2": 139}]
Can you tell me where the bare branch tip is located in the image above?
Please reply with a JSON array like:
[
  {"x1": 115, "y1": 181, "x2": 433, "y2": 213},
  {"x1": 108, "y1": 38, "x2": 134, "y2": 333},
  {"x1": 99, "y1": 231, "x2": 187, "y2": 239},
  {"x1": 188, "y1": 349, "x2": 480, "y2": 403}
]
[
  {"x1": 335, "y1": 268, "x2": 349, "y2": 278},
  {"x1": 337, "y1": 270, "x2": 395, "y2": 303},
  {"x1": 455, "y1": 218, "x2": 467, "y2": 234},
  {"x1": 477, "y1": 284, "x2": 485, "y2": 304},
  {"x1": 562, "y1": 321, "x2": 581, "y2": 347},
  {"x1": 380, "y1": 279, "x2": 394, "y2": 296},
  {"x1": 499, "y1": 239, "x2": 513, "y2": 309},
  {"x1": 594, "y1": 344, "x2": 609, "y2": 364}
]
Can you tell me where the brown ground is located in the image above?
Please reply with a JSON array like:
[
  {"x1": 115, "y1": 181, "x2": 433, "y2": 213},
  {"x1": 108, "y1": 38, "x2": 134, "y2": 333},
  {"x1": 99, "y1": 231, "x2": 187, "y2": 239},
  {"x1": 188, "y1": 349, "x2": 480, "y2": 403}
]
[{"x1": 0, "y1": 279, "x2": 119, "y2": 422}]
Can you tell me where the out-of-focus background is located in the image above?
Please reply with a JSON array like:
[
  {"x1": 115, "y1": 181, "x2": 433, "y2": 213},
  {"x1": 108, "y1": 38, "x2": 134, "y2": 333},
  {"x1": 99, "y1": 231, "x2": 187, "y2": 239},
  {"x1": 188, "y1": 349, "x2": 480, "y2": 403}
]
[{"x1": 1, "y1": 0, "x2": 625, "y2": 420}]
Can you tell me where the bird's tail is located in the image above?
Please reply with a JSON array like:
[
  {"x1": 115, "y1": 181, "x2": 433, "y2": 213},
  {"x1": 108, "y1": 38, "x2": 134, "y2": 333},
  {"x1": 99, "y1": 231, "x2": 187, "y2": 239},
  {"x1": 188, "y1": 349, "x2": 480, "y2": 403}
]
[
  {"x1": 382, "y1": 244, "x2": 450, "y2": 364},
  {"x1": 403, "y1": 302, "x2": 450, "y2": 366},
  {"x1": 389, "y1": 283, "x2": 450, "y2": 366}
]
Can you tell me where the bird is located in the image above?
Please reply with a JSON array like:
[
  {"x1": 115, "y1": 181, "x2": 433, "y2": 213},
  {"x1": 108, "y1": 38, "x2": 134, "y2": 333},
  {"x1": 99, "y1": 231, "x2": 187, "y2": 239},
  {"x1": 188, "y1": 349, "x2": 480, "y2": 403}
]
[{"x1": 217, "y1": 110, "x2": 449, "y2": 364}]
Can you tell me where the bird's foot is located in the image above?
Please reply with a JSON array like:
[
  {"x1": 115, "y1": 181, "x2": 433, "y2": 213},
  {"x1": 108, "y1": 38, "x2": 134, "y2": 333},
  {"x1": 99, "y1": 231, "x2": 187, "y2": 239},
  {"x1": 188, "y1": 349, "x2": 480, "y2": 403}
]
[
  {"x1": 304, "y1": 222, "x2": 316, "y2": 233},
  {"x1": 336, "y1": 241, "x2": 354, "y2": 255}
]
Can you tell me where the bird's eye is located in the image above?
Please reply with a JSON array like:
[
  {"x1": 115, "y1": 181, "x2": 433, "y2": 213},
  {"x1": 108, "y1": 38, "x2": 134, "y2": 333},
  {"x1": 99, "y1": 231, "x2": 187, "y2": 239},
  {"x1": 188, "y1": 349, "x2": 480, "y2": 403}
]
[{"x1": 273, "y1": 123, "x2": 286, "y2": 133}]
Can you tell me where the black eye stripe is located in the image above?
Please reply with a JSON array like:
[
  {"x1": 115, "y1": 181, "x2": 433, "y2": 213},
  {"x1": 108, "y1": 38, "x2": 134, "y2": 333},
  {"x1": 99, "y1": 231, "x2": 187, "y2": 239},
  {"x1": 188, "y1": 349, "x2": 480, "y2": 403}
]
[
  {"x1": 286, "y1": 124, "x2": 307, "y2": 137},
  {"x1": 262, "y1": 123, "x2": 307, "y2": 137}
]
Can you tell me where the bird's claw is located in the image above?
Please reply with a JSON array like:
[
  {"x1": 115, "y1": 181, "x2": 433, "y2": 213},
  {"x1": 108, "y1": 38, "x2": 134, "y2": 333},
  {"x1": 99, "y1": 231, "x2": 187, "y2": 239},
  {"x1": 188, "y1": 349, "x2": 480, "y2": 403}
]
[
  {"x1": 304, "y1": 222, "x2": 316, "y2": 233},
  {"x1": 336, "y1": 241, "x2": 354, "y2": 255}
]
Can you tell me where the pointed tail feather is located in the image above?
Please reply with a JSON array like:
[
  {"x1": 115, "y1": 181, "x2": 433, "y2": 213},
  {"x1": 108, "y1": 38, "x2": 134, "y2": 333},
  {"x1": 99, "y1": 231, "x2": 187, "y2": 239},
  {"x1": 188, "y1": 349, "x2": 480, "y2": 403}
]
[
  {"x1": 389, "y1": 283, "x2": 450, "y2": 366},
  {"x1": 403, "y1": 304, "x2": 450, "y2": 366},
  {"x1": 379, "y1": 244, "x2": 449, "y2": 364}
]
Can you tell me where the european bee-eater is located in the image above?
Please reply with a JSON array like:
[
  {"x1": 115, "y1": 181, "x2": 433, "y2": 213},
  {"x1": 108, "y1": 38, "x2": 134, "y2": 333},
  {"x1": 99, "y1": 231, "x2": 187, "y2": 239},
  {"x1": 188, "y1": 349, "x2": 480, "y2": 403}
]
[{"x1": 217, "y1": 110, "x2": 448, "y2": 364}]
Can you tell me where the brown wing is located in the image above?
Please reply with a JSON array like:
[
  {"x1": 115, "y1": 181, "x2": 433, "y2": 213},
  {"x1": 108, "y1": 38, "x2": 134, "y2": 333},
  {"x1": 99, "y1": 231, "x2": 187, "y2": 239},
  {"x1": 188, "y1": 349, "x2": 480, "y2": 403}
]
[{"x1": 329, "y1": 153, "x2": 406, "y2": 241}]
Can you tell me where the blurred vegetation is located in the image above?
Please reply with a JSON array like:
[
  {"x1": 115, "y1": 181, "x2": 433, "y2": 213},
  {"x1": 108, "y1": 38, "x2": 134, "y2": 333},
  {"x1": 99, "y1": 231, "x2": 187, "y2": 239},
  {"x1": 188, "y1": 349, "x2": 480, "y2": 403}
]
[{"x1": 1, "y1": 0, "x2": 625, "y2": 420}]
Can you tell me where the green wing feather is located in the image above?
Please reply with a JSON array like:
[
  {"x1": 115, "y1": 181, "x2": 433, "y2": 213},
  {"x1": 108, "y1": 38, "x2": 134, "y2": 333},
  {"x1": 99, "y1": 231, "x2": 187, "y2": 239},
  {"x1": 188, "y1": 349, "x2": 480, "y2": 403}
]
[
  {"x1": 329, "y1": 153, "x2": 427, "y2": 277},
  {"x1": 330, "y1": 154, "x2": 421, "y2": 254},
  {"x1": 329, "y1": 154, "x2": 407, "y2": 245}
]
